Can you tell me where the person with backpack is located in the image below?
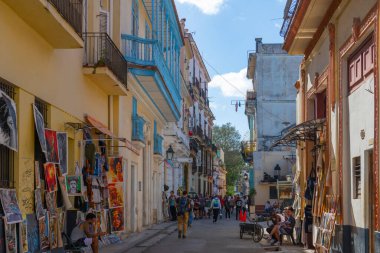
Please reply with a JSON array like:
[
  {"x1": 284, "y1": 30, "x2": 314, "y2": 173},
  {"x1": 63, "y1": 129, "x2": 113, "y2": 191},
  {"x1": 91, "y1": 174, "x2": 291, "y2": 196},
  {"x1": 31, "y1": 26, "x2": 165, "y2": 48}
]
[
  {"x1": 235, "y1": 196, "x2": 243, "y2": 220},
  {"x1": 176, "y1": 191, "x2": 191, "y2": 238},
  {"x1": 168, "y1": 191, "x2": 177, "y2": 221},
  {"x1": 210, "y1": 195, "x2": 221, "y2": 223}
]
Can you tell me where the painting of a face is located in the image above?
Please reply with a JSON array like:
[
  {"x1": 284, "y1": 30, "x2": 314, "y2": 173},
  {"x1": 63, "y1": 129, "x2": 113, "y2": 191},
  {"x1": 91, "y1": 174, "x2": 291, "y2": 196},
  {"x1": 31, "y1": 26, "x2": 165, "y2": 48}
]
[
  {"x1": 0, "y1": 91, "x2": 18, "y2": 151},
  {"x1": 65, "y1": 175, "x2": 82, "y2": 196}
]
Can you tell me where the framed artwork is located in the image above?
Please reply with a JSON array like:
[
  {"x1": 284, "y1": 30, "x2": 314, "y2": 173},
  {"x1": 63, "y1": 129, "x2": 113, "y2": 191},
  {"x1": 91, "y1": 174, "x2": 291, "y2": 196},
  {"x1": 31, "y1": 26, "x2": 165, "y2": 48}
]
[
  {"x1": 4, "y1": 221, "x2": 17, "y2": 253},
  {"x1": 35, "y1": 161, "x2": 41, "y2": 189},
  {"x1": 26, "y1": 214, "x2": 40, "y2": 253},
  {"x1": 44, "y1": 129, "x2": 59, "y2": 163},
  {"x1": 58, "y1": 176, "x2": 72, "y2": 209},
  {"x1": 107, "y1": 157, "x2": 123, "y2": 183},
  {"x1": 110, "y1": 207, "x2": 124, "y2": 232},
  {"x1": 0, "y1": 90, "x2": 18, "y2": 152},
  {"x1": 38, "y1": 213, "x2": 50, "y2": 252},
  {"x1": 0, "y1": 188, "x2": 22, "y2": 224},
  {"x1": 33, "y1": 104, "x2": 46, "y2": 153},
  {"x1": 57, "y1": 132, "x2": 68, "y2": 175},
  {"x1": 44, "y1": 163, "x2": 58, "y2": 192},
  {"x1": 108, "y1": 183, "x2": 123, "y2": 208},
  {"x1": 49, "y1": 215, "x2": 58, "y2": 249},
  {"x1": 45, "y1": 192, "x2": 57, "y2": 218},
  {"x1": 34, "y1": 189, "x2": 44, "y2": 220},
  {"x1": 65, "y1": 175, "x2": 82, "y2": 196}
]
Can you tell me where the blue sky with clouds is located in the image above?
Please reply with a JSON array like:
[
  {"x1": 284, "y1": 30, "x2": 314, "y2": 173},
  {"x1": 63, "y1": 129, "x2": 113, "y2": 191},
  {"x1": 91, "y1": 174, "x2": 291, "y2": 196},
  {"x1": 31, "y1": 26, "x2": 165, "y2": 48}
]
[{"x1": 174, "y1": 0, "x2": 287, "y2": 140}]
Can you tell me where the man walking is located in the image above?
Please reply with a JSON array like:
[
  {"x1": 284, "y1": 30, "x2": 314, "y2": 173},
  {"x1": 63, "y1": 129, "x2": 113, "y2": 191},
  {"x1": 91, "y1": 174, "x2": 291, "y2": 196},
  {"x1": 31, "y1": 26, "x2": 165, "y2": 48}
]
[
  {"x1": 211, "y1": 195, "x2": 221, "y2": 223},
  {"x1": 224, "y1": 195, "x2": 231, "y2": 219},
  {"x1": 176, "y1": 191, "x2": 191, "y2": 239},
  {"x1": 168, "y1": 191, "x2": 177, "y2": 221}
]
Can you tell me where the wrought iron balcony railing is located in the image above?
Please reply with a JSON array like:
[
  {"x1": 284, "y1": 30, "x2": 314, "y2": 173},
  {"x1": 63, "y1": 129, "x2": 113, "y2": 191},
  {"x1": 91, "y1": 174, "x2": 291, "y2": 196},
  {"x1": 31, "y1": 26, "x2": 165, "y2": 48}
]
[
  {"x1": 154, "y1": 134, "x2": 164, "y2": 155},
  {"x1": 49, "y1": 0, "x2": 83, "y2": 35},
  {"x1": 132, "y1": 115, "x2": 145, "y2": 143},
  {"x1": 83, "y1": 33, "x2": 128, "y2": 90}
]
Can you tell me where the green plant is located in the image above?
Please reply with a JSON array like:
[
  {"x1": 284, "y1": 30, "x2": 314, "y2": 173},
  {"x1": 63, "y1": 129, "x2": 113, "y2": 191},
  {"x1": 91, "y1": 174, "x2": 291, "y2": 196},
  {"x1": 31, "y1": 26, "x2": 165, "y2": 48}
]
[{"x1": 249, "y1": 188, "x2": 257, "y2": 197}]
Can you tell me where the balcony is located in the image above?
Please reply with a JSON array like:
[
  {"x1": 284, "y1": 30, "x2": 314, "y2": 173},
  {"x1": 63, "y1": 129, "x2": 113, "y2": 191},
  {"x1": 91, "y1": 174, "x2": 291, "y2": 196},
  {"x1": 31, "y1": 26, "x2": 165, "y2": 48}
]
[
  {"x1": 83, "y1": 33, "x2": 128, "y2": 95},
  {"x1": 194, "y1": 126, "x2": 203, "y2": 140},
  {"x1": 121, "y1": 34, "x2": 181, "y2": 122},
  {"x1": 132, "y1": 115, "x2": 145, "y2": 144},
  {"x1": 154, "y1": 134, "x2": 164, "y2": 156},
  {"x1": 241, "y1": 141, "x2": 256, "y2": 163},
  {"x1": 3, "y1": 0, "x2": 83, "y2": 48},
  {"x1": 164, "y1": 122, "x2": 190, "y2": 157}
]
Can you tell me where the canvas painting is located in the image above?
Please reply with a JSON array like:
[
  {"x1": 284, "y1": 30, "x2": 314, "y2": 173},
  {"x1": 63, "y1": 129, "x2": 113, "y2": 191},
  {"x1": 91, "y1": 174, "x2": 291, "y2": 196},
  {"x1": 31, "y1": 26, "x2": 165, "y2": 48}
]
[
  {"x1": 108, "y1": 183, "x2": 123, "y2": 208},
  {"x1": 20, "y1": 220, "x2": 28, "y2": 253},
  {"x1": 65, "y1": 175, "x2": 82, "y2": 196},
  {"x1": 0, "y1": 90, "x2": 18, "y2": 152},
  {"x1": 57, "y1": 132, "x2": 68, "y2": 175},
  {"x1": 33, "y1": 104, "x2": 46, "y2": 153},
  {"x1": 44, "y1": 163, "x2": 58, "y2": 192},
  {"x1": 110, "y1": 207, "x2": 124, "y2": 232},
  {"x1": 45, "y1": 191, "x2": 57, "y2": 218},
  {"x1": 26, "y1": 214, "x2": 40, "y2": 253},
  {"x1": 38, "y1": 213, "x2": 49, "y2": 252},
  {"x1": 107, "y1": 157, "x2": 123, "y2": 183},
  {"x1": 58, "y1": 176, "x2": 72, "y2": 209},
  {"x1": 35, "y1": 161, "x2": 41, "y2": 189},
  {"x1": 45, "y1": 129, "x2": 59, "y2": 163},
  {"x1": 4, "y1": 221, "x2": 17, "y2": 253},
  {"x1": 0, "y1": 217, "x2": 6, "y2": 253},
  {"x1": 34, "y1": 189, "x2": 44, "y2": 220},
  {"x1": 49, "y1": 215, "x2": 58, "y2": 249},
  {"x1": 0, "y1": 189, "x2": 22, "y2": 224}
]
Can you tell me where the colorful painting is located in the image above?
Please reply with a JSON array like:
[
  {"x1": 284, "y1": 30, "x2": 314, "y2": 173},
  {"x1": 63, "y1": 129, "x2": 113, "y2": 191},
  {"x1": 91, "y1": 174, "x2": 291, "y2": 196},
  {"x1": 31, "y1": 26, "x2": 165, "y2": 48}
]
[
  {"x1": 0, "y1": 189, "x2": 22, "y2": 224},
  {"x1": 49, "y1": 215, "x2": 58, "y2": 249},
  {"x1": 65, "y1": 175, "x2": 82, "y2": 196},
  {"x1": 4, "y1": 221, "x2": 17, "y2": 253},
  {"x1": 0, "y1": 218, "x2": 6, "y2": 253},
  {"x1": 20, "y1": 220, "x2": 28, "y2": 253},
  {"x1": 108, "y1": 183, "x2": 123, "y2": 208},
  {"x1": 38, "y1": 213, "x2": 49, "y2": 252},
  {"x1": 58, "y1": 176, "x2": 72, "y2": 209},
  {"x1": 110, "y1": 207, "x2": 124, "y2": 232},
  {"x1": 33, "y1": 104, "x2": 46, "y2": 153},
  {"x1": 35, "y1": 161, "x2": 41, "y2": 189},
  {"x1": 0, "y1": 90, "x2": 18, "y2": 152},
  {"x1": 26, "y1": 214, "x2": 40, "y2": 253},
  {"x1": 34, "y1": 189, "x2": 44, "y2": 220},
  {"x1": 44, "y1": 129, "x2": 59, "y2": 163},
  {"x1": 107, "y1": 157, "x2": 123, "y2": 183},
  {"x1": 97, "y1": 210, "x2": 107, "y2": 233},
  {"x1": 57, "y1": 132, "x2": 68, "y2": 175},
  {"x1": 45, "y1": 192, "x2": 57, "y2": 218},
  {"x1": 44, "y1": 163, "x2": 58, "y2": 192}
]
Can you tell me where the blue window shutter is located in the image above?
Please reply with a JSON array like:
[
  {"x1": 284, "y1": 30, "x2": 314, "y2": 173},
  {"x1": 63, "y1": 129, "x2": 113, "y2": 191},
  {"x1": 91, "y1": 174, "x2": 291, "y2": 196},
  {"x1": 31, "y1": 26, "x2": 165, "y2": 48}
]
[{"x1": 133, "y1": 97, "x2": 137, "y2": 116}]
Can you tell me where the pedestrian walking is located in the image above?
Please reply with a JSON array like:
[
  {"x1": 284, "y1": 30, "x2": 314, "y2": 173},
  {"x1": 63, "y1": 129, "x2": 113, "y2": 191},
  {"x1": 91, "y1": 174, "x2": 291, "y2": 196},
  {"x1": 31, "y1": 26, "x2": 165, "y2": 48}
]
[
  {"x1": 229, "y1": 196, "x2": 235, "y2": 215},
  {"x1": 235, "y1": 196, "x2": 243, "y2": 220},
  {"x1": 176, "y1": 191, "x2": 191, "y2": 239},
  {"x1": 211, "y1": 195, "x2": 221, "y2": 223},
  {"x1": 168, "y1": 191, "x2": 177, "y2": 221},
  {"x1": 224, "y1": 195, "x2": 231, "y2": 219}
]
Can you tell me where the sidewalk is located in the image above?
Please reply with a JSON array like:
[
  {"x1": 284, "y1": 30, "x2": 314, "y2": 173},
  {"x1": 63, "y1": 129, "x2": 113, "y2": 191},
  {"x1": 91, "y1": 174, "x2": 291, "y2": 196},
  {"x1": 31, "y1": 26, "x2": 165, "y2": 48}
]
[{"x1": 99, "y1": 221, "x2": 177, "y2": 253}]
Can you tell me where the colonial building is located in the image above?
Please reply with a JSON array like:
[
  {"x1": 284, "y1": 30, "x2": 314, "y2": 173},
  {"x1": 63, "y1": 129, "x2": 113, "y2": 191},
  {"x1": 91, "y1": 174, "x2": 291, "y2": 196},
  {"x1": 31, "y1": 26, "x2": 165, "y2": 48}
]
[
  {"x1": 244, "y1": 38, "x2": 302, "y2": 208},
  {"x1": 277, "y1": 0, "x2": 380, "y2": 251},
  {"x1": 0, "y1": 0, "x2": 202, "y2": 251}
]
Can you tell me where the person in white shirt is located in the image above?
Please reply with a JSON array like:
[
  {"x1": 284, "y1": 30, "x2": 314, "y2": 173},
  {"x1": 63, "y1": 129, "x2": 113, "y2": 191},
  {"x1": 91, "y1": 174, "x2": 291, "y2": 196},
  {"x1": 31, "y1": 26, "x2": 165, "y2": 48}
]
[{"x1": 210, "y1": 196, "x2": 221, "y2": 223}]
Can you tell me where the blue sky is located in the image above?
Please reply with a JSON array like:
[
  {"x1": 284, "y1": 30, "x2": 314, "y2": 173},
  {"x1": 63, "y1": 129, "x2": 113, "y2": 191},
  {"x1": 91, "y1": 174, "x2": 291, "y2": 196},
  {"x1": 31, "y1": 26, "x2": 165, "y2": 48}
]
[{"x1": 174, "y1": 0, "x2": 287, "y2": 140}]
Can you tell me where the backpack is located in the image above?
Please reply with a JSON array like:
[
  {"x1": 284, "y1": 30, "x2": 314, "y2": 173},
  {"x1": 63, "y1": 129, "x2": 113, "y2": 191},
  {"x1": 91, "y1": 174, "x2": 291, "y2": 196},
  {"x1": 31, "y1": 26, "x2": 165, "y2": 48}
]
[
  {"x1": 177, "y1": 197, "x2": 188, "y2": 215},
  {"x1": 213, "y1": 198, "x2": 220, "y2": 208}
]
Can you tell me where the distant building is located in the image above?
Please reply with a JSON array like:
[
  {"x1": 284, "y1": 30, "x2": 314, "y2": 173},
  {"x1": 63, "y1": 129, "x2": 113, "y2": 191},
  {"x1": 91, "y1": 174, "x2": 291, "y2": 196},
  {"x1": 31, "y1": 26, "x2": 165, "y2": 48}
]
[{"x1": 244, "y1": 38, "x2": 302, "y2": 208}]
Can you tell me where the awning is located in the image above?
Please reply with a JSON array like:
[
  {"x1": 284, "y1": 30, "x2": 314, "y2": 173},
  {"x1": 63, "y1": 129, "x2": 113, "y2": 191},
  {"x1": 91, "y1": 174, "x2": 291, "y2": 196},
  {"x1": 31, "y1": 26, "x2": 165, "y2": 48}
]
[{"x1": 270, "y1": 118, "x2": 326, "y2": 149}]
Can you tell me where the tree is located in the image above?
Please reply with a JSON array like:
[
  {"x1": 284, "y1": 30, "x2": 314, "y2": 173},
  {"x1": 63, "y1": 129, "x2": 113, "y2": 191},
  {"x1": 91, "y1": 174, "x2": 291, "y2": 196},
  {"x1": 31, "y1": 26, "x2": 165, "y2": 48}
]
[{"x1": 213, "y1": 123, "x2": 245, "y2": 187}]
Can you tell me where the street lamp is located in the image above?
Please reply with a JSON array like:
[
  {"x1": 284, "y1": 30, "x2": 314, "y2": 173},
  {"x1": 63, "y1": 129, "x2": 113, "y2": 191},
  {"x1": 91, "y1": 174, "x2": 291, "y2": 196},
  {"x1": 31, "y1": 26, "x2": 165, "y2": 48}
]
[{"x1": 166, "y1": 145, "x2": 175, "y2": 161}]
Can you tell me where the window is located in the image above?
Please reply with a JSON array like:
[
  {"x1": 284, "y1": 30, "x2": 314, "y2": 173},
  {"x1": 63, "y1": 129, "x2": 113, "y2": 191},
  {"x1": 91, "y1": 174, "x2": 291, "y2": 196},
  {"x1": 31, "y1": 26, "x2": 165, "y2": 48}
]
[
  {"x1": 34, "y1": 98, "x2": 49, "y2": 186},
  {"x1": 353, "y1": 157, "x2": 361, "y2": 199},
  {"x1": 35, "y1": 98, "x2": 49, "y2": 127},
  {"x1": 348, "y1": 36, "x2": 374, "y2": 90},
  {"x1": 131, "y1": 0, "x2": 139, "y2": 36},
  {"x1": 269, "y1": 186, "x2": 278, "y2": 199},
  {"x1": 0, "y1": 78, "x2": 15, "y2": 188}
]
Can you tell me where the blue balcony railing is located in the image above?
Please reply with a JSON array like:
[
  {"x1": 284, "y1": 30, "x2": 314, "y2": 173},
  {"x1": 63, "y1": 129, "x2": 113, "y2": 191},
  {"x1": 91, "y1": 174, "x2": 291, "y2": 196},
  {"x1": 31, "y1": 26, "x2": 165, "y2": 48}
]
[
  {"x1": 121, "y1": 34, "x2": 181, "y2": 110},
  {"x1": 132, "y1": 115, "x2": 145, "y2": 143},
  {"x1": 154, "y1": 134, "x2": 164, "y2": 155}
]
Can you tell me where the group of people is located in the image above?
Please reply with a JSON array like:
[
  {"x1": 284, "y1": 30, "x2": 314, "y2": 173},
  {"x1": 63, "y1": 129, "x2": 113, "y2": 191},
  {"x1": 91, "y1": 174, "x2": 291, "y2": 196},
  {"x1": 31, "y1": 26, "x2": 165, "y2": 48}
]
[{"x1": 266, "y1": 206, "x2": 296, "y2": 246}]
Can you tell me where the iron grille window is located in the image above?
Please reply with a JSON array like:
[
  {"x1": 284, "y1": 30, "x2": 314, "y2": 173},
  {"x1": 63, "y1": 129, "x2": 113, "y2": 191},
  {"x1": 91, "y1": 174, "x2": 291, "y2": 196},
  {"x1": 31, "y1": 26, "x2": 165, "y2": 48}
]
[
  {"x1": 35, "y1": 98, "x2": 49, "y2": 128},
  {"x1": 269, "y1": 186, "x2": 278, "y2": 199},
  {"x1": 0, "y1": 78, "x2": 15, "y2": 188},
  {"x1": 353, "y1": 157, "x2": 361, "y2": 199}
]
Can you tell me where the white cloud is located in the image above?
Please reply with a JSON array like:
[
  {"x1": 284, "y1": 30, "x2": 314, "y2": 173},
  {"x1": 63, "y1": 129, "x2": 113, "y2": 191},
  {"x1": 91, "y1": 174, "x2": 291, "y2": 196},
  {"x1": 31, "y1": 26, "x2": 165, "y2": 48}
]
[
  {"x1": 209, "y1": 68, "x2": 251, "y2": 97},
  {"x1": 176, "y1": 0, "x2": 225, "y2": 15},
  {"x1": 274, "y1": 22, "x2": 282, "y2": 29}
]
